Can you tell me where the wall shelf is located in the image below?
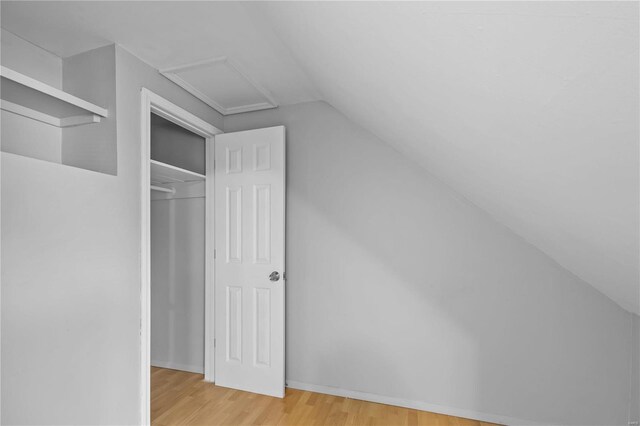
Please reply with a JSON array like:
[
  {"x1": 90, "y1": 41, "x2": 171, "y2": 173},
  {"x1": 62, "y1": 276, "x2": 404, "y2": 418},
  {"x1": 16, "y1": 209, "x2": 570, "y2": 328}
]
[
  {"x1": 150, "y1": 160, "x2": 205, "y2": 185},
  {"x1": 0, "y1": 66, "x2": 108, "y2": 128}
]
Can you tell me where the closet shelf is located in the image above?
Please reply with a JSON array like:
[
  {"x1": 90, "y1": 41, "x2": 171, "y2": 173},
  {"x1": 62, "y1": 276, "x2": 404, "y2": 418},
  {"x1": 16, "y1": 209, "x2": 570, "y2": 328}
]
[
  {"x1": 150, "y1": 184, "x2": 176, "y2": 194},
  {"x1": 150, "y1": 160, "x2": 206, "y2": 185},
  {"x1": 0, "y1": 66, "x2": 108, "y2": 128}
]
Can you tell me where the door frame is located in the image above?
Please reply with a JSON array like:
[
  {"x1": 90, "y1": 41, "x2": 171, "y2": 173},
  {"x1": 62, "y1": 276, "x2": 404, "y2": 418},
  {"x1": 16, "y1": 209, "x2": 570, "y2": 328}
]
[{"x1": 140, "y1": 88, "x2": 223, "y2": 425}]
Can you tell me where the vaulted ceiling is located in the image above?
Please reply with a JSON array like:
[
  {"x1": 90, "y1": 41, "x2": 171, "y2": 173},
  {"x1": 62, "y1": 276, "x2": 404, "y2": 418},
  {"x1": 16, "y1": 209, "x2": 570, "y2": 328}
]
[{"x1": 2, "y1": 1, "x2": 638, "y2": 313}]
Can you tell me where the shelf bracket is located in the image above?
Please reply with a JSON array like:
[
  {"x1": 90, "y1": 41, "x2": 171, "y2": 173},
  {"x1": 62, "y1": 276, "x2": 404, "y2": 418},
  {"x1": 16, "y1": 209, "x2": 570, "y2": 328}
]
[{"x1": 59, "y1": 115, "x2": 101, "y2": 127}]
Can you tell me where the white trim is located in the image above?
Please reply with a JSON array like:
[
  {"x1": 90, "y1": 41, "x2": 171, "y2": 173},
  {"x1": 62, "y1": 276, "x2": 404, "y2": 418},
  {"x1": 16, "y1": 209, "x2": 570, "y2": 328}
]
[
  {"x1": 204, "y1": 138, "x2": 215, "y2": 382},
  {"x1": 285, "y1": 381, "x2": 544, "y2": 426},
  {"x1": 145, "y1": 90, "x2": 221, "y2": 138},
  {"x1": 140, "y1": 88, "x2": 222, "y2": 426},
  {"x1": 140, "y1": 89, "x2": 151, "y2": 426},
  {"x1": 1, "y1": 65, "x2": 108, "y2": 117},
  {"x1": 151, "y1": 360, "x2": 204, "y2": 375},
  {"x1": 160, "y1": 57, "x2": 278, "y2": 116}
]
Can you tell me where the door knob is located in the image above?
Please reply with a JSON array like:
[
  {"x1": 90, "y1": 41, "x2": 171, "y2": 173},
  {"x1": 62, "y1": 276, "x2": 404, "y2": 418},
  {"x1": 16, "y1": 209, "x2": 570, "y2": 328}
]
[{"x1": 269, "y1": 271, "x2": 280, "y2": 282}]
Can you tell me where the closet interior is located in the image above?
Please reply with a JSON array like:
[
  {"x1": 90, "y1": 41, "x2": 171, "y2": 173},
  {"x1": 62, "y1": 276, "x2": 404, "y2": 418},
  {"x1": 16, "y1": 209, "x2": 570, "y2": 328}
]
[{"x1": 150, "y1": 112, "x2": 207, "y2": 375}]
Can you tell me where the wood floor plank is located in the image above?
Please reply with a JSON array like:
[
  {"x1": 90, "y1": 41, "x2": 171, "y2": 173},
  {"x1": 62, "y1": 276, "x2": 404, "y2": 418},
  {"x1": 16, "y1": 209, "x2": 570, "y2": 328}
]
[{"x1": 151, "y1": 367, "x2": 502, "y2": 426}]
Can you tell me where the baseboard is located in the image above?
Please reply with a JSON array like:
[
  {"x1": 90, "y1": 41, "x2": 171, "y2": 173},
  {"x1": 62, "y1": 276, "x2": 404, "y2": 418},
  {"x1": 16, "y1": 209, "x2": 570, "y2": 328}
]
[
  {"x1": 151, "y1": 359, "x2": 203, "y2": 374},
  {"x1": 286, "y1": 380, "x2": 543, "y2": 426}
]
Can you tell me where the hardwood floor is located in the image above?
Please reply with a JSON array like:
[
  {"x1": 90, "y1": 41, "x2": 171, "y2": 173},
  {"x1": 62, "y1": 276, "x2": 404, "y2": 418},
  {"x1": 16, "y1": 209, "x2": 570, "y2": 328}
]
[{"x1": 151, "y1": 367, "x2": 500, "y2": 426}]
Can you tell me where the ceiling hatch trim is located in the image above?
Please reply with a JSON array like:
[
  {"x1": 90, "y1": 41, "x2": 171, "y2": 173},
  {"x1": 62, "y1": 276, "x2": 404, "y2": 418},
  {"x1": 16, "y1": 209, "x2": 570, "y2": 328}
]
[{"x1": 160, "y1": 56, "x2": 278, "y2": 116}]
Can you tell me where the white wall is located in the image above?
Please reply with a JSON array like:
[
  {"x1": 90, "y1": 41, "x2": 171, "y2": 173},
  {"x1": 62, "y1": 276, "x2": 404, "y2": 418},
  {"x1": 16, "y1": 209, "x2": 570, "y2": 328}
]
[
  {"x1": 224, "y1": 101, "x2": 635, "y2": 426},
  {"x1": 631, "y1": 314, "x2": 640, "y2": 425},
  {"x1": 1, "y1": 113, "x2": 61, "y2": 163},
  {"x1": 1, "y1": 29, "x2": 62, "y2": 163},
  {"x1": 1, "y1": 28, "x2": 61, "y2": 88},
  {"x1": 1, "y1": 43, "x2": 223, "y2": 424},
  {"x1": 62, "y1": 45, "x2": 118, "y2": 175},
  {"x1": 1, "y1": 152, "x2": 131, "y2": 424},
  {"x1": 258, "y1": 2, "x2": 640, "y2": 315}
]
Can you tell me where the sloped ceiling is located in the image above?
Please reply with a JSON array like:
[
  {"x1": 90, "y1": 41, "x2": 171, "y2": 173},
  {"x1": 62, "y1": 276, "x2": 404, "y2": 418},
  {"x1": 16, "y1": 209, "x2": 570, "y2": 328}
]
[
  {"x1": 255, "y1": 1, "x2": 640, "y2": 314},
  {"x1": 2, "y1": 1, "x2": 638, "y2": 313}
]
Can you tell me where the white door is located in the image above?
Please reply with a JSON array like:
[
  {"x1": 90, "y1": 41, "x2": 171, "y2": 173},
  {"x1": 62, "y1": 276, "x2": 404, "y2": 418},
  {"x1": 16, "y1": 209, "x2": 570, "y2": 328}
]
[{"x1": 214, "y1": 126, "x2": 285, "y2": 398}]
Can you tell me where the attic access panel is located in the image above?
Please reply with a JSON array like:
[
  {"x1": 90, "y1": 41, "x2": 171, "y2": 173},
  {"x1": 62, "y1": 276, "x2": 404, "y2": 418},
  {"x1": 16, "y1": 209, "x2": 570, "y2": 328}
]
[{"x1": 161, "y1": 57, "x2": 277, "y2": 116}]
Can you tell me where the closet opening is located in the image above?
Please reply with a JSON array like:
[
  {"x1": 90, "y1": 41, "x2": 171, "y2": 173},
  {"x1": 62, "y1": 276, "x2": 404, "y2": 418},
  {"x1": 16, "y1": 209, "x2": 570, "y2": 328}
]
[
  {"x1": 140, "y1": 88, "x2": 222, "y2": 424},
  {"x1": 150, "y1": 113, "x2": 206, "y2": 378}
]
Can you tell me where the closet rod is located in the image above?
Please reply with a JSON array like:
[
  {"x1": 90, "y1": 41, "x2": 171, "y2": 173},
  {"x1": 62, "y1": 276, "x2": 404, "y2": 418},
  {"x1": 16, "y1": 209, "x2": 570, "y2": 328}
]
[{"x1": 150, "y1": 185, "x2": 176, "y2": 194}]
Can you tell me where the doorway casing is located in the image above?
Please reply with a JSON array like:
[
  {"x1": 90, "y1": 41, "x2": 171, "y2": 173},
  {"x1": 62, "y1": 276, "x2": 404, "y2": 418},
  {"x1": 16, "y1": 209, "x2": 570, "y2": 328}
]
[{"x1": 140, "y1": 88, "x2": 222, "y2": 425}]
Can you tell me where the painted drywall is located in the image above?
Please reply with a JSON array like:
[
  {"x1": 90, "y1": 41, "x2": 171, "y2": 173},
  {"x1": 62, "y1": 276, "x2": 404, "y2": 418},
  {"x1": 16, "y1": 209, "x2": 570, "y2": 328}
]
[
  {"x1": 150, "y1": 197, "x2": 205, "y2": 374},
  {"x1": 1, "y1": 28, "x2": 61, "y2": 88},
  {"x1": 62, "y1": 45, "x2": 117, "y2": 175},
  {"x1": 1, "y1": 29, "x2": 62, "y2": 163},
  {"x1": 257, "y1": 1, "x2": 640, "y2": 315},
  {"x1": 1, "y1": 152, "x2": 131, "y2": 424},
  {"x1": 1, "y1": 112, "x2": 62, "y2": 163},
  {"x1": 151, "y1": 113, "x2": 205, "y2": 175},
  {"x1": 631, "y1": 314, "x2": 640, "y2": 425},
  {"x1": 1, "y1": 42, "x2": 222, "y2": 424},
  {"x1": 224, "y1": 101, "x2": 635, "y2": 426}
]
